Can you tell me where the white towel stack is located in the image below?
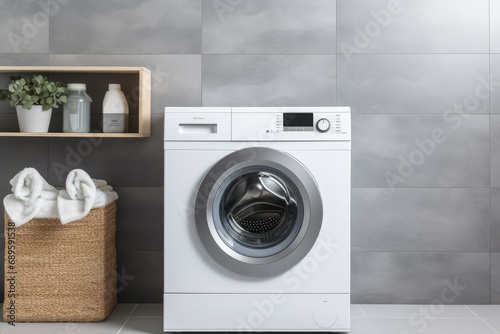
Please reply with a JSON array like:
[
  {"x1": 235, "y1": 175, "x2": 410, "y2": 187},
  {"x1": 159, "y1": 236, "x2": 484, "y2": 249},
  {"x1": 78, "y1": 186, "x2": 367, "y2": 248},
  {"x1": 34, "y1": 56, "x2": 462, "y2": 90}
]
[{"x1": 3, "y1": 168, "x2": 118, "y2": 227}]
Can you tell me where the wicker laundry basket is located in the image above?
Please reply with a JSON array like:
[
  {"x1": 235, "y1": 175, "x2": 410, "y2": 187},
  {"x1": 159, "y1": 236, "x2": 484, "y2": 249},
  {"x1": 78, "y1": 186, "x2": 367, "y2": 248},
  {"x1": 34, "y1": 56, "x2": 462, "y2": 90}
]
[{"x1": 3, "y1": 202, "x2": 117, "y2": 323}]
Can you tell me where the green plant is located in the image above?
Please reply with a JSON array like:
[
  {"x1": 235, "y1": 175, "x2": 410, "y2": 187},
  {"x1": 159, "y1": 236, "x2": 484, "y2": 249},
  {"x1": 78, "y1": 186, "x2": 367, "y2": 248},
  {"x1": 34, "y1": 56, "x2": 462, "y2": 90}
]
[{"x1": 0, "y1": 75, "x2": 68, "y2": 111}]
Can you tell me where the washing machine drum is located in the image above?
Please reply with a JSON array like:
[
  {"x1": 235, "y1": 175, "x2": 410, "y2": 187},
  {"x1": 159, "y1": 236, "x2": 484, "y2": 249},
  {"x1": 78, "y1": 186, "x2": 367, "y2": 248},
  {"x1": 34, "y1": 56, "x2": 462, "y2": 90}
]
[{"x1": 195, "y1": 147, "x2": 323, "y2": 277}]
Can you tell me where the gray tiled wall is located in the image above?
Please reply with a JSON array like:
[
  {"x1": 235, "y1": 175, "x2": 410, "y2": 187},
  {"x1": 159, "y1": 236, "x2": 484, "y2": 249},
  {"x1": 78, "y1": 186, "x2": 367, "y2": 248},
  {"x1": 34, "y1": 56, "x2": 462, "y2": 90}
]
[{"x1": 0, "y1": 0, "x2": 499, "y2": 304}]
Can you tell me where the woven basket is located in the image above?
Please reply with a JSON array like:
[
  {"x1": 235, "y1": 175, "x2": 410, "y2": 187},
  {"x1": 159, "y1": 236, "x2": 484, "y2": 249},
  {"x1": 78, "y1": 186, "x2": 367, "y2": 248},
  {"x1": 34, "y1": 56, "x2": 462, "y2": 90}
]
[{"x1": 3, "y1": 202, "x2": 117, "y2": 323}]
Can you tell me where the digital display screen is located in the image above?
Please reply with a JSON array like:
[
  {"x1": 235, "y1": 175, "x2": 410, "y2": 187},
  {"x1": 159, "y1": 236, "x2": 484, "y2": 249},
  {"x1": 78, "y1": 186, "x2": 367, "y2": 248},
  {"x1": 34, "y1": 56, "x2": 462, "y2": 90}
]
[{"x1": 283, "y1": 113, "x2": 313, "y2": 127}]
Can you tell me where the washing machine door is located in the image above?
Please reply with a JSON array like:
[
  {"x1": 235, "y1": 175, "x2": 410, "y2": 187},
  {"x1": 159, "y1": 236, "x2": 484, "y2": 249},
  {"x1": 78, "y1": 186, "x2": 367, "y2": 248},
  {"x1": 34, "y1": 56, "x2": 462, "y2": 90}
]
[{"x1": 195, "y1": 147, "x2": 323, "y2": 276}]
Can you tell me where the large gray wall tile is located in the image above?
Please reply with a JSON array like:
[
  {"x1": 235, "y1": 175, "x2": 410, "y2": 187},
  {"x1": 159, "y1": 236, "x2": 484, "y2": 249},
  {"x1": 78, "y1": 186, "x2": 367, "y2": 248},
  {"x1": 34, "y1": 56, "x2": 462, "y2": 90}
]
[
  {"x1": 352, "y1": 114, "x2": 489, "y2": 188},
  {"x1": 492, "y1": 0, "x2": 500, "y2": 53},
  {"x1": 0, "y1": 0, "x2": 49, "y2": 53},
  {"x1": 493, "y1": 253, "x2": 500, "y2": 304},
  {"x1": 491, "y1": 116, "x2": 500, "y2": 187},
  {"x1": 0, "y1": 138, "x2": 48, "y2": 186},
  {"x1": 352, "y1": 252, "x2": 491, "y2": 304},
  {"x1": 115, "y1": 187, "x2": 163, "y2": 251},
  {"x1": 49, "y1": 54, "x2": 202, "y2": 112},
  {"x1": 49, "y1": 0, "x2": 201, "y2": 54},
  {"x1": 492, "y1": 56, "x2": 500, "y2": 114},
  {"x1": 202, "y1": 0, "x2": 336, "y2": 54},
  {"x1": 202, "y1": 55, "x2": 335, "y2": 106},
  {"x1": 492, "y1": 189, "x2": 500, "y2": 252},
  {"x1": 47, "y1": 114, "x2": 163, "y2": 187},
  {"x1": 337, "y1": 0, "x2": 489, "y2": 53},
  {"x1": 338, "y1": 55, "x2": 489, "y2": 114},
  {"x1": 116, "y1": 251, "x2": 163, "y2": 303},
  {"x1": 0, "y1": 115, "x2": 19, "y2": 130},
  {"x1": 352, "y1": 188, "x2": 490, "y2": 252},
  {"x1": 0, "y1": 54, "x2": 48, "y2": 66}
]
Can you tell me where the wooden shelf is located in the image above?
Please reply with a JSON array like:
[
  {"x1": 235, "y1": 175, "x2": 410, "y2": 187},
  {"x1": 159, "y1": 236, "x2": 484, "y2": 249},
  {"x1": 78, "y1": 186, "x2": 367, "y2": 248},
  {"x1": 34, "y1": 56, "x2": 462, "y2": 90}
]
[
  {"x1": 0, "y1": 66, "x2": 151, "y2": 137},
  {"x1": 0, "y1": 131, "x2": 150, "y2": 138}
]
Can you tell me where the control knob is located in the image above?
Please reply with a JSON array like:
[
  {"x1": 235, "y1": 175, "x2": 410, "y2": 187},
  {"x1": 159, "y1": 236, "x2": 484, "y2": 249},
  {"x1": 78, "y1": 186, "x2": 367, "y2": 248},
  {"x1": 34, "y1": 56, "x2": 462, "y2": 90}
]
[{"x1": 316, "y1": 118, "x2": 331, "y2": 133}]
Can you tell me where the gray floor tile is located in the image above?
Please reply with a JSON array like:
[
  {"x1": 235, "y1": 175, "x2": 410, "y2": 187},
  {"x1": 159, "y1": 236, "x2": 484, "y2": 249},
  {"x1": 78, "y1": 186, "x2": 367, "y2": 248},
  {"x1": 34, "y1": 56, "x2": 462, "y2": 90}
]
[
  {"x1": 0, "y1": 322, "x2": 10, "y2": 334},
  {"x1": 3, "y1": 318, "x2": 127, "y2": 334},
  {"x1": 361, "y1": 304, "x2": 478, "y2": 319},
  {"x1": 368, "y1": 318, "x2": 498, "y2": 334},
  {"x1": 467, "y1": 305, "x2": 500, "y2": 319},
  {"x1": 350, "y1": 318, "x2": 377, "y2": 334},
  {"x1": 484, "y1": 319, "x2": 500, "y2": 332},
  {"x1": 109, "y1": 303, "x2": 137, "y2": 319},
  {"x1": 351, "y1": 304, "x2": 366, "y2": 318},
  {"x1": 130, "y1": 303, "x2": 163, "y2": 318},
  {"x1": 119, "y1": 318, "x2": 163, "y2": 334}
]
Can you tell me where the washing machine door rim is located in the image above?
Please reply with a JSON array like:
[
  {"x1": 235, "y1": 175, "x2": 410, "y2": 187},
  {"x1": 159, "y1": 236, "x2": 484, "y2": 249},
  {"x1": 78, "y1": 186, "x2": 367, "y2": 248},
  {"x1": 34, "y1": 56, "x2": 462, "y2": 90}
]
[{"x1": 195, "y1": 147, "x2": 323, "y2": 277}]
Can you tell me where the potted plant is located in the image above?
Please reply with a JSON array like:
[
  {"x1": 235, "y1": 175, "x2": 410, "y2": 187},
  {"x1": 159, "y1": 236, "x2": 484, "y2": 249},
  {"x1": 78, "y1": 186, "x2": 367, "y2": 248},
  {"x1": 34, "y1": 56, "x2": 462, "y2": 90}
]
[{"x1": 0, "y1": 75, "x2": 68, "y2": 132}]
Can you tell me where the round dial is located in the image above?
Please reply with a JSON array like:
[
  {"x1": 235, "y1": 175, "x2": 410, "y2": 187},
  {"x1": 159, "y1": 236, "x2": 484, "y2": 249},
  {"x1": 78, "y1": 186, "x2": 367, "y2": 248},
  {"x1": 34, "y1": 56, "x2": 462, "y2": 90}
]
[{"x1": 316, "y1": 118, "x2": 331, "y2": 133}]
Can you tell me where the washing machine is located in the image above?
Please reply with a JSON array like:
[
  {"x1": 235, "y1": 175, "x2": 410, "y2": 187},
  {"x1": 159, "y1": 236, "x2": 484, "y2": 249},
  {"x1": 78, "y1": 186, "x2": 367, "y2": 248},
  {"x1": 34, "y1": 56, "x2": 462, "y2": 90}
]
[{"x1": 163, "y1": 106, "x2": 351, "y2": 332}]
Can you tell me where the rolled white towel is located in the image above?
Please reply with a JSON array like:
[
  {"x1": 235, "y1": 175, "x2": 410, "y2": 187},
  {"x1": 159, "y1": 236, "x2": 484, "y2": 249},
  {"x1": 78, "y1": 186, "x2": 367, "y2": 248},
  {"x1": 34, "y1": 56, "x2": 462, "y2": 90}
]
[
  {"x1": 58, "y1": 169, "x2": 97, "y2": 224},
  {"x1": 3, "y1": 167, "x2": 58, "y2": 227}
]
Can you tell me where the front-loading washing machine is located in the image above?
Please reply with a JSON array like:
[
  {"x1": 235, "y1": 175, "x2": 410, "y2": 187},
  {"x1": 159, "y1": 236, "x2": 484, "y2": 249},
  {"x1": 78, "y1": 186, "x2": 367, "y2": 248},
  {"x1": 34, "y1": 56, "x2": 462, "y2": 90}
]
[{"x1": 163, "y1": 107, "x2": 351, "y2": 332}]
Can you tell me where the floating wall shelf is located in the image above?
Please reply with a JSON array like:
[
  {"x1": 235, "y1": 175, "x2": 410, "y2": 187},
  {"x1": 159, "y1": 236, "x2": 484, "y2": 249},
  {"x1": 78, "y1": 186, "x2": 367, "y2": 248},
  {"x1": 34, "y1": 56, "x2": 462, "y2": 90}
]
[{"x1": 0, "y1": 66, "x2": 151, "y2": 138}]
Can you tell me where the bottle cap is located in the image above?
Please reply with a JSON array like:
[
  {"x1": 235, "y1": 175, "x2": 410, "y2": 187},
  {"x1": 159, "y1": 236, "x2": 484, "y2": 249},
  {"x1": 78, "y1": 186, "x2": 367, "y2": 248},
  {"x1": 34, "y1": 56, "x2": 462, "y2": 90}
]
[
  {"x1": 68, "y1": 83, "x2": 86, "y2": 91},
  {"x1": 109, "y1": 84, "x2": 121, "y2": 90}
]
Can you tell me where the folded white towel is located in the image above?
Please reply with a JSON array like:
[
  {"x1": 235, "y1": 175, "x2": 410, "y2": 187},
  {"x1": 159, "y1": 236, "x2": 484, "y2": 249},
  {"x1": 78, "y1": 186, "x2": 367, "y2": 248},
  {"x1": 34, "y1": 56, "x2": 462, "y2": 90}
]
[
  {"x1": 58, "y1": 170, "x2": 118, "y2": 224},
  {"x1": 94, "y1": 179, "x2": 119, "y2": 207},
  {"x1": 3, "y1": 168, "x2": 59, "y2": 227}
]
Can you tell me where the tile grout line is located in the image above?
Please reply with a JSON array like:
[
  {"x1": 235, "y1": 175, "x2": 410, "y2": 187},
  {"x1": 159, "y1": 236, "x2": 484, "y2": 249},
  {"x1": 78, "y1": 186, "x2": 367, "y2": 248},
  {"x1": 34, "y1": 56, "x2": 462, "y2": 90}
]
[
  {"x1": 465, "y1": 305, "x2": 500, "y2": 334},
  {"x1": 116, "y1": 303, "x2": 139, "y2": 334},
  {"x1": 358, "y1": 305, "x2": 385, "y2": 334},
  {"x1": 358, "y1": 304, "x2": 370, "y2": 318}
]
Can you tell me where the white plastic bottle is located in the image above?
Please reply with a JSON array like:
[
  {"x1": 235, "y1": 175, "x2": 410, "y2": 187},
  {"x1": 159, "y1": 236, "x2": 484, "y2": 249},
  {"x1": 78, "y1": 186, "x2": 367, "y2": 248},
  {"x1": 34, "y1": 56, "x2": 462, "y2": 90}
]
[{"x1": 102, "y1": 84, "x2": 129, "y2": 133}]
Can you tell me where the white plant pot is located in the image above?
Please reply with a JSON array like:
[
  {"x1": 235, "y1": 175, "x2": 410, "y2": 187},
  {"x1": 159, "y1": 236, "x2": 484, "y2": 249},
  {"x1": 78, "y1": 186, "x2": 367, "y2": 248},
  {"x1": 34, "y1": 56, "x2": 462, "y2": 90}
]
[{"x1": 16, "y1": 105, "x2": 52, "y2": 133}]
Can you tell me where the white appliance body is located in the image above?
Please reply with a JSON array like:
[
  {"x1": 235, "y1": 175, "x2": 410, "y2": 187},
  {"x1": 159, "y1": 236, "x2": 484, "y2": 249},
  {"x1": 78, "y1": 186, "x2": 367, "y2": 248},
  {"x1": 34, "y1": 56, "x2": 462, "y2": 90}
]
[{"x1": 164, "y1": 107, "x2": 351, "y2": 332}]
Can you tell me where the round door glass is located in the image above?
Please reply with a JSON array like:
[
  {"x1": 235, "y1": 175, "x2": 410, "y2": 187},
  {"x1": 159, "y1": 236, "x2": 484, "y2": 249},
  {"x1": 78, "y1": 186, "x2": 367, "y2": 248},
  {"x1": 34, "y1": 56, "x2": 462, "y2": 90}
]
[{"x1": 212, "y1": 166, "x2": 304, "y2": 258}]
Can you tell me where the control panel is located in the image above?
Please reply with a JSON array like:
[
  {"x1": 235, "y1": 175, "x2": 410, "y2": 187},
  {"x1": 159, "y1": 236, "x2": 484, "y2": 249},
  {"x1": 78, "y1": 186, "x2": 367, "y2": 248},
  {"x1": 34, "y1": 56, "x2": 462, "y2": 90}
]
[
  {"x1": 277, "y1": 112, "x2": 348, "y2": 135},
  {"x1": 164, "y1": 107, "x2": 351, "y2": 141},
  {"x1": 232, "y1": 107, "x2": 350, "y2": 141}
]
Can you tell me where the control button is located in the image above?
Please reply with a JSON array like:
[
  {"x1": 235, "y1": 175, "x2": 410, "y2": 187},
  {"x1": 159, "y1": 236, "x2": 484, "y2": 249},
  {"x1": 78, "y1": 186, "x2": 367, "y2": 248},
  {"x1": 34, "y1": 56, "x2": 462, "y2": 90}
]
[{"x1": 316, "y1": 118, "x2": 331, "y2": 133}]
